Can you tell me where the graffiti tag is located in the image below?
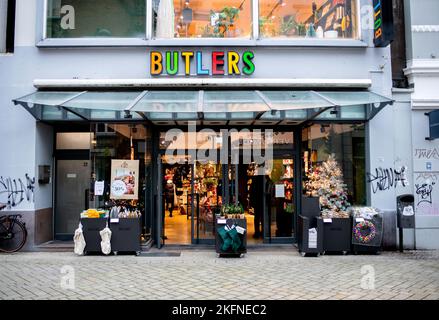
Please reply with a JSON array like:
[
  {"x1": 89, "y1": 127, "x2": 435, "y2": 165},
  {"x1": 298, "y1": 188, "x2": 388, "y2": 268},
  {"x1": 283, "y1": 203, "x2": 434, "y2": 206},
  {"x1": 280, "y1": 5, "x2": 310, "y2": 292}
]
[
  {"x1": 416, "y1": 172, "x2": 439, "y2": 183},
  {"x1": 414, "y1": 148, "x2": 439, "y2": 160},
  {"x1": 0, "y1": 174, "x2": 35, "y2": 208},
  {"x1": 415, "y1": 182, "x2": 436, "y2": 206},
  {"x1": 367, "y1": 167, "x2": 409, "y2": 194}
]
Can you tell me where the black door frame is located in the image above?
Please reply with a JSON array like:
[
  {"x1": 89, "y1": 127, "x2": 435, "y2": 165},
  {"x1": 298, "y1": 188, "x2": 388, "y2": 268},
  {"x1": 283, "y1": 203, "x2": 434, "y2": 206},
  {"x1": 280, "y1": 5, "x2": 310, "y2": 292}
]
[{"x1": 152, "y1": 125, "x2": 302, "y2": 247}]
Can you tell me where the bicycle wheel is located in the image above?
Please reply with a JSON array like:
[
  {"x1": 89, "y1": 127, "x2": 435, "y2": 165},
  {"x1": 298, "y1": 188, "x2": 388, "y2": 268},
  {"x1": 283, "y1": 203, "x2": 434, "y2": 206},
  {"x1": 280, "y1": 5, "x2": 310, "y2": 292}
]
[{"x1": 0, "y1": 219, "x2": 27, "y2": 253}]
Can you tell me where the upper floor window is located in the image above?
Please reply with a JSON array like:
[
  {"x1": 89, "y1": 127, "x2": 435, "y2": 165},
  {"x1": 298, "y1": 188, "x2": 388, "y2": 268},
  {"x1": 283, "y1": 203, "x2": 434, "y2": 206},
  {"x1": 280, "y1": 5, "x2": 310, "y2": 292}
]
[
  {"x1": 46, "y1": 0, "x2": 146, "y2": 38},
  {"x1": 153, "y1": 0, "x2": 252, "y2": 39},
  {"x1": 1, "y1": 0, "x2": 15, "y2": 53},
  {"x1": 259, "y1": 0, "x2": 358, "y2": 39}
]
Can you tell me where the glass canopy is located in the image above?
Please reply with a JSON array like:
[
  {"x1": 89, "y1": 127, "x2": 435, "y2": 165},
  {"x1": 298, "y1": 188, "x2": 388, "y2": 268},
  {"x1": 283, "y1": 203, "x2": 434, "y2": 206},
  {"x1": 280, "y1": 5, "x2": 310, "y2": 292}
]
[{"x1": 14, "y1": 90, "x2": 393, "y2": 123}]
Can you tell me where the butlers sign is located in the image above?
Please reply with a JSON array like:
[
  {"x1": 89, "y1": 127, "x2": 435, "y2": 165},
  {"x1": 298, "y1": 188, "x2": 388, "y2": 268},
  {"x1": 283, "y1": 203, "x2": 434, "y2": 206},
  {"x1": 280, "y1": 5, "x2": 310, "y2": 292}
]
[{"x1": 150, "y1": 50, "x2": 255, "y2": 76}]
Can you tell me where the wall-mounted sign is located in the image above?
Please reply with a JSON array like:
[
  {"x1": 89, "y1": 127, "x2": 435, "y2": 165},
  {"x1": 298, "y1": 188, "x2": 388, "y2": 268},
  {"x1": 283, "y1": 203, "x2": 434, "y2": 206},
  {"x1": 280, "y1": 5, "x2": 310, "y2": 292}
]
[
  {"x1": 110, "y1": 160, "x2": 139, "y2": 200},
  {"x1": 150, "y1": 51, "x2": 255, "y2": 76},
  {"x1": 373, "y1": 0, "x2": 394, "y2": 47}
]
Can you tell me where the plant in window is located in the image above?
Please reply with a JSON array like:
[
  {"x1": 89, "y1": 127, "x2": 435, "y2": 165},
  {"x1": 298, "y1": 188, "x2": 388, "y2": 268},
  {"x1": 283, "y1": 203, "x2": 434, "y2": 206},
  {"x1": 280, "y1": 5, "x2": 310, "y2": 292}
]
[
  {"x1": 279, "y1": 15, "x2": 298, "y2": 37},
  {"x1": 211, "y1": 6, "x2": 240, "y2": 38},
  {"x1": 296, "y1": 22, "x2": 306, "y2": 37}
]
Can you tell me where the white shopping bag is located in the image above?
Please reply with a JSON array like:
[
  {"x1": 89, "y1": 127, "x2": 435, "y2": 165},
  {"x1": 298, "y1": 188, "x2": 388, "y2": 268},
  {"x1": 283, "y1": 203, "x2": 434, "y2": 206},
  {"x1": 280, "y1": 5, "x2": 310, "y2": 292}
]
[
  {"x1": 100, "y1": 224, "x2": 112, "y2": 255},
  {"x1": 73, "y1": 223, "x2": 86, "y2": 256}
]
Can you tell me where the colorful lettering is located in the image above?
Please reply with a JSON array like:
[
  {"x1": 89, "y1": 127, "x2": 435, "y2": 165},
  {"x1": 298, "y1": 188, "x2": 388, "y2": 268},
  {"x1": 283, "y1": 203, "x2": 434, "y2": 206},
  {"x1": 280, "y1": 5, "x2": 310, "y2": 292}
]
[
  {"x1": 150, "y1": 51, "x2": 163, "y2": 75},
  {"x1": 212, "y1": 52, "x2": 225, "y2": 75},
  {"x1": 242, "y1": 51, "x2": 255, "y2": 76},
  {"x1": 181, "y1": 51, "x2": 194, "y2": 76},
  {"x1": 196, "y1": 51, "x2": 210, "y2": 75},
  {"x1": 166, "y1": 51, "x2": 179, "y2": 75},
  {"x1": 228, "y1": 51, "x2": 240, "y2": 75}
]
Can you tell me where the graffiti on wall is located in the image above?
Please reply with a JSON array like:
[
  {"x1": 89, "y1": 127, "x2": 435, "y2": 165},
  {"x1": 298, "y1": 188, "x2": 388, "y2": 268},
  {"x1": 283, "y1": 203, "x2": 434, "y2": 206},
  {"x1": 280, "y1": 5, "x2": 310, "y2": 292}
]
[
  {"x1": 367, "y1": 166, "x2": 409, "y2": 194},
  {"x1": 0, "y1": 175, "x2": 35, "y2": 209},
  {"x1": 414, "y1": 148, "x2": 439, "y2": 160},
  {"x1": 415, "y1": 182, "x2": 436, "y2": 206},
  {"x1": 415, "y1": 173, "x2": 439, "y2": 216}
]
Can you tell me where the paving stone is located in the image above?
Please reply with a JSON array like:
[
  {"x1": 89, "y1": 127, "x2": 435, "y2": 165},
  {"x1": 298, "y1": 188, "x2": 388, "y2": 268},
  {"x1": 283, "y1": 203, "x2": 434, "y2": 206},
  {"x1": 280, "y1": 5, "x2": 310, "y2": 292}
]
[{"x1": 0, "y1": 250, "x2": 439, "y2": 300}]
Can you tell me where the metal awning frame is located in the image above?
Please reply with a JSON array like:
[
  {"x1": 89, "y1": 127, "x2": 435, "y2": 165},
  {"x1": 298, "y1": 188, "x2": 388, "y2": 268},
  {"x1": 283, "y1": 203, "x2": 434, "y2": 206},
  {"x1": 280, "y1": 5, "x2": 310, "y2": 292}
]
[{"x1": 13, "y1": 89, "x2": 394, "y2": 124}]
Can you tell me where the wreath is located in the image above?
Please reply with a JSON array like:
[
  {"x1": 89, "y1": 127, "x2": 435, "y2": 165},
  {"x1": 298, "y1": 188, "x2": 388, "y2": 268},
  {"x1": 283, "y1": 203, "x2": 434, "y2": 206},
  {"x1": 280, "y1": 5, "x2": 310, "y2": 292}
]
[{"x1": 353, "y1": 220, "x2": 377, "y2": 243}]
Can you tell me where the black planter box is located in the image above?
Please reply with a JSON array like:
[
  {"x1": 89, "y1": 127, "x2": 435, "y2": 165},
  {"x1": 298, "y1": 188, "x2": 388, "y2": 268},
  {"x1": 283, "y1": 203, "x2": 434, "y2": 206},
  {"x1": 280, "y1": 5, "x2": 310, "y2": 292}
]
[
  {"x1": 110, "y1": 218, "x2": 141, "y2": 255},
  {"x1": 81, "y1": 218, "x2": 108, "y2": 254},
  {"x1": 215, "y1": 218, "x2": 247, "y2": 257},
  {"x1": 297, "y1": 215, "x2": 324, "y2": 256},
  {"x1": 301, "y1": 197, "x2": 321, "y2": 218},
  {"x1": 322, "y1": 217, "x2": 352, "y2": 254}
]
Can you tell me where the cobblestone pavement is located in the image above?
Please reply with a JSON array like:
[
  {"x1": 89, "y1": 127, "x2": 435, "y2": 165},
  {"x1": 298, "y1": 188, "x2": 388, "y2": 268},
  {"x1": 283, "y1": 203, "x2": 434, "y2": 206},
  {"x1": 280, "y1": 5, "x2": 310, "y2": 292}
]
[{"x1": 1, "y1": 250, "x2": 439, "y2": 300}]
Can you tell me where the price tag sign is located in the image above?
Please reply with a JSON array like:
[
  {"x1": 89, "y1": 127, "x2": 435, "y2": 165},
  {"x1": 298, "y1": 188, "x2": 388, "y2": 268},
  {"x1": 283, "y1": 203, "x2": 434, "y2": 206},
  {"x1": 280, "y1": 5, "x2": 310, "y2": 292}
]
[
  {"x1": 217, "y1": 219, "x2": 227, "y2": 224},
  {"x1": 323, "y1": 218, "x2": 333, "y2": 224},
  {"x1": 236, "y1": 226, "x2": 246, "y2": 235},
  {"x1": 110, "y1": 218, "x2": 120, "y2": 224}
]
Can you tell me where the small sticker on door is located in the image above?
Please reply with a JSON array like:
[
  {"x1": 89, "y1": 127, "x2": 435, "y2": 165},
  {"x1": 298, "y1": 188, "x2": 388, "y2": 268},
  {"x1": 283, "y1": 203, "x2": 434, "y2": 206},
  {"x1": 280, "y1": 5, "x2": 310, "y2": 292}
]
[{"x1": 67, "y1": 173, "x2": 77, "y2": 178}]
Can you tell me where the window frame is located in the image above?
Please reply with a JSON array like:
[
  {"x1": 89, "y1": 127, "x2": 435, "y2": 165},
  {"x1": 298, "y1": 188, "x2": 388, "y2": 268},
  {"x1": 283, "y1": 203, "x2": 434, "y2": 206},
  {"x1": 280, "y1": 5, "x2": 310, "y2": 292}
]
[
  {"x1": 1, "y1": 0, "x2": 16, "y2": 53},
  {"x1": 37, "y1": 0, "x2": 366, "y2": 47}
]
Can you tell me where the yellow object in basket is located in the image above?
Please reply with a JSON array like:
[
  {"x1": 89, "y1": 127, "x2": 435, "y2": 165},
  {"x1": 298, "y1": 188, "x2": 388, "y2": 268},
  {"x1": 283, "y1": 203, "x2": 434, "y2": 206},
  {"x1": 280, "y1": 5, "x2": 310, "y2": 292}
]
[{"x1": 87, "y1": 209, "x2": 99, "y2": 218}]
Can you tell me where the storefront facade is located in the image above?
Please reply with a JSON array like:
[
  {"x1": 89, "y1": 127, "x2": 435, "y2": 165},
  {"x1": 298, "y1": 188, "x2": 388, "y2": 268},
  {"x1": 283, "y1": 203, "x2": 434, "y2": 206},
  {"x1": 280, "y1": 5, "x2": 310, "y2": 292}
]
[{"x1": 0, "y1": 0, "x2": 405, "y2": 250}]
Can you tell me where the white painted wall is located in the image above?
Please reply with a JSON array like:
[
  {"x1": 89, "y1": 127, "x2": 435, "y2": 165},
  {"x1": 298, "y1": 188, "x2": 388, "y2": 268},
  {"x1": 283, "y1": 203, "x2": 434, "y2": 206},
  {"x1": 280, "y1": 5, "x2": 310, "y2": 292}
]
[
  {"x1": 34, "y1": 122, "x2": 53, "y2": 210},
  {"x1": 14, "y1": 0, "x2": 37, "y2": 47}
]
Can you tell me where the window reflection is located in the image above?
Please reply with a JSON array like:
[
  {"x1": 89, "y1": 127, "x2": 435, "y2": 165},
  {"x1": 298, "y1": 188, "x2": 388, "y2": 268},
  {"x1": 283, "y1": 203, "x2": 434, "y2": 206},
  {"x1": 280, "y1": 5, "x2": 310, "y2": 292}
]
[
  {"x1": 153, "y1": 0, "x2": 252, "y2": 39},
  {"x1": 46, "y1": 0, "x2": 146, "y2": 38},
  {"x1": 259, "y1": 0, "x2": 358, "y2": 39}
]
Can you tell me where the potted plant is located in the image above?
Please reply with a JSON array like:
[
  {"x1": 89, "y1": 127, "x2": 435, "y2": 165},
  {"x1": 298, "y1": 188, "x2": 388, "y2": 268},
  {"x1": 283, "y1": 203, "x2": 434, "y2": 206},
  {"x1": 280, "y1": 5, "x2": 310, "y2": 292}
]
[
  {"x1": 280, "y1": 15, "x2": 298, "y2": 37},
  {"x1": 305, "y1": 155, "x2": 352, "y2": 254},
  {"x1": 211, "y1": 6, "x2": 240, "y2": 38},
  {"x1": 296, "y1": 22, "x2": 306, "y2": 37}
]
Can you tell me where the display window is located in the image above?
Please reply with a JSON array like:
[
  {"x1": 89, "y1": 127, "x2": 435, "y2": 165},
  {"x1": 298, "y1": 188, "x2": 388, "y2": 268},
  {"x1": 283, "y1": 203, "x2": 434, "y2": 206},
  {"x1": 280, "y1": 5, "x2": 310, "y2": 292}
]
[
  {"x1": 302, "y1": 124, "x2": 366, "y2": 207},
  {"x1": 46, "y1": 0, "x2": 146, "y2": 38},
  {"x1": 153, "y1": 0, "x2": 252, "y2": 39},
  {"x1": 259, "y1": 0, "x2": 359, "y2": 39}
]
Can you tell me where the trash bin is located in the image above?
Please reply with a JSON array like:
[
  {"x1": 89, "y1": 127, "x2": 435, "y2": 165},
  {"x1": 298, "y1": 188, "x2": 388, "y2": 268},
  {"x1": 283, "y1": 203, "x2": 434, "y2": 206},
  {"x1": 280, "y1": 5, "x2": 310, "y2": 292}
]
[
  {"x1": 396, "y1": 194, "x2": 415, "y2": 252},
  {"x1": 396, "y1": 195, "x2": 415, "y2": 229}
]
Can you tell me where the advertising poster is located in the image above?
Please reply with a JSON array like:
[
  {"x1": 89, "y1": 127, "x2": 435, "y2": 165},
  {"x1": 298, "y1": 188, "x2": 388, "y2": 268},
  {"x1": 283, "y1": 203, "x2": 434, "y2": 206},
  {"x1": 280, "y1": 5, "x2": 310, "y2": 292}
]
[{"x1": 110, "y1": 160, "x2": 139, "y2": 200}]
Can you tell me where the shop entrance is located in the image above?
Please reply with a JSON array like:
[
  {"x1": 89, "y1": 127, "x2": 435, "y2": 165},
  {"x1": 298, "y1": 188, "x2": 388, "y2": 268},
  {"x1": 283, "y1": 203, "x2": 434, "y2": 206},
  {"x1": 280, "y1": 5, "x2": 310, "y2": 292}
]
[{"x1": 157, "y1": 129, "x2": 298, "y2": 246}]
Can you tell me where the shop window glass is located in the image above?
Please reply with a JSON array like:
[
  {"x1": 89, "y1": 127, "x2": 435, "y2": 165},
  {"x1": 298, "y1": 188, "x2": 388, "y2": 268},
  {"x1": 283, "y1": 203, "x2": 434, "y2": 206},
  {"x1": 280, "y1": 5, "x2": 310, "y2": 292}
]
[
  {"x1": 46, "y1": 0, "x2": 146, "y2": 38},
  {"x1": 302, "y1": 124, "x2": 366, "y2": 205},
  {"x1": 90, "y1": 124, "x2": 153, "y2": 241},
  {"x1": 259, "y1": 0, "x2": 358, "y2": 39},
  {"x1": 153, "y1": 0, "x2": 252, "y2": 39}
]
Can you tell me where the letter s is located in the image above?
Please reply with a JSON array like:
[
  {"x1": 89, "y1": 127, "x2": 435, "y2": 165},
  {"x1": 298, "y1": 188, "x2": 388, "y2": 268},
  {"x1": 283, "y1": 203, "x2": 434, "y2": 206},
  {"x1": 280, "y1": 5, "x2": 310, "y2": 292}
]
[{"x1": 242, "y1": 51, "x2": 255, "y2": 75}]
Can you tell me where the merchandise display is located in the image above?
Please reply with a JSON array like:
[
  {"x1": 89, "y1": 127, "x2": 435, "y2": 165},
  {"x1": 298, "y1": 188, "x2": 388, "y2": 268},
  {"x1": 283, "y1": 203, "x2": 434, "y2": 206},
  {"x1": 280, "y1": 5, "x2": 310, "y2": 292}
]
[
  {"x1": 220, "y1": 203, "x2": 245, "y2": 219},
  {"x1": 80, "y1": 209, "x2": 108, "y2": 219},
  {"x1": 109, "y1": 206, "x2": 142, "y2": 219},
  {"x1": 350, "y1": 206, "x2": 383, "y2": 249},
  {"x1": 304, "y1": 154, "x2": 351, "y2": 218},
  {"x1": 215, "y1": 218, "x2": 247, "y2": 257},
  {"x1": 353, "y1": 220, "x2": 377, "y2": 244}
]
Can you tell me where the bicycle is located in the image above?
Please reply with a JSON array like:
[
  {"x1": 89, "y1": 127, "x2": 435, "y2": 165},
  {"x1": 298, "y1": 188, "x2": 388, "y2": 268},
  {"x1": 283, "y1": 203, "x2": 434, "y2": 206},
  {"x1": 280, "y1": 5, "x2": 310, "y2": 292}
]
[{"x1": 0, "y1": 204, "x2": 28, "y2": 253}]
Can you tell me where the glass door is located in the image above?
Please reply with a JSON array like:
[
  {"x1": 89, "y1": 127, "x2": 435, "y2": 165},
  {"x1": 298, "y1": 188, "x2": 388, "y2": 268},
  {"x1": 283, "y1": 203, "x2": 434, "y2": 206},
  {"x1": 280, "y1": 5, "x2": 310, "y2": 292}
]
[{"x1": 263, "y1": 131, "x2": 297, "y2": 243}]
